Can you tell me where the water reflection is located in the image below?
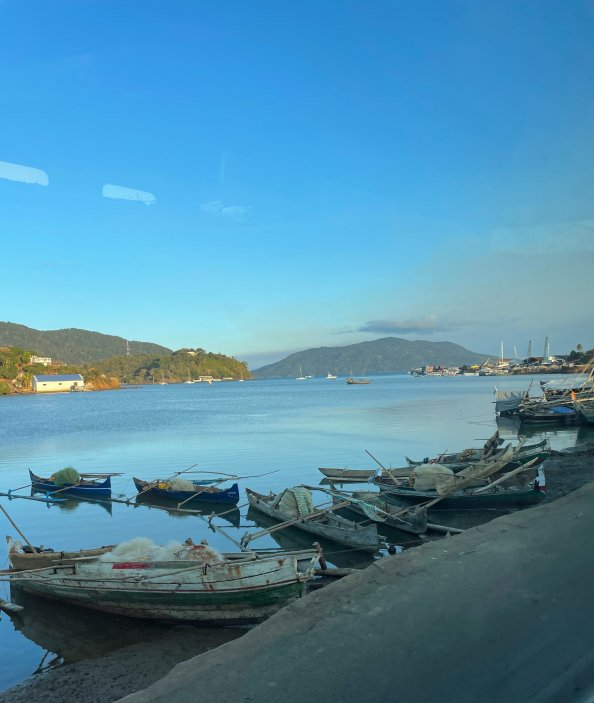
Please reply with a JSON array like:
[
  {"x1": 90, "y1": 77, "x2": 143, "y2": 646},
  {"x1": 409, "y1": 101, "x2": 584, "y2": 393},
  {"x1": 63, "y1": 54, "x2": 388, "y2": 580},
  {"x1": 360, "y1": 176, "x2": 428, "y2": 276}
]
[
  {"x1": 7, "y1": 586, "x2": 241, "y2": 678},
  {"x1": 133, "y1": 494, "x2": 241, "y2": 528},
  {"x1": 30, "y1": 489, "x2": 114, "y2": 516}
]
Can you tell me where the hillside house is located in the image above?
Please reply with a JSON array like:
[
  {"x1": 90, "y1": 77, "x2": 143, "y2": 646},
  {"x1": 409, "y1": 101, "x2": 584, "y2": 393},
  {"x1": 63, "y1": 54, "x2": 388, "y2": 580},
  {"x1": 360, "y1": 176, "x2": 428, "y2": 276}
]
[{"x1": 32, "y1": 374, "x2": 84, "y2": 393}]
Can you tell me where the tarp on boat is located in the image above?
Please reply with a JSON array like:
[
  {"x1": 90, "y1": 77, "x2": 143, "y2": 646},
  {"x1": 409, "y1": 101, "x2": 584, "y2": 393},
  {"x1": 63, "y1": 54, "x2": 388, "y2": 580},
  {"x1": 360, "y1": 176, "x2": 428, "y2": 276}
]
[
  {"x1": 541, "y1": 376, "x2": 593, "y2": 392},
  {"x1": 412, "y1": 464, "x2": 454, "y2": 491},
  {"x1": 273, "y1": 487, "x2": 315, "y2": 518},
  {"x1": 494, "y1": 390, "x2": 526, "y2": 414}
]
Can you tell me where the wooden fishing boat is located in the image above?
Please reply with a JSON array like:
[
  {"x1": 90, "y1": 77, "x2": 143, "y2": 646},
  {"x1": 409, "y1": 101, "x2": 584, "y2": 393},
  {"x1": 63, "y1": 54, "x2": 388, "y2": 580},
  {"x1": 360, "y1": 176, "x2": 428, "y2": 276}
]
[
  {"x1": 245, "y1": 487, "x2": 382, "y2": 552},
  {"x1": 346, "y1": 377, "x2": 371, "y2": 385},
  {"x1": 517, "y1": 405, "x2": 578, "y2": 425},
  {"x1": 318, "y1": 467, "x2": 377, "y2": 482},
  {"x1": 376, "y1": 470, "x2": 546, "y2": 510},
  {"x1": 7, "y1": 545, "x2": 319, "y2": 625},
  {"x1": 133, "y1": 477, "x2": 240, "y2": 505},
  {"x1": 7, "y1": 537, "x2": 114, "y2": 571},
  {"x1": 28, "y1": 469, "x2": 112, "y2": 497},
  {"x1": 405, "y1": 439, "x2": 550, "y2": 471},
  {"x1": 330, "y1": 490, "x2": 427, "y2": 535}
]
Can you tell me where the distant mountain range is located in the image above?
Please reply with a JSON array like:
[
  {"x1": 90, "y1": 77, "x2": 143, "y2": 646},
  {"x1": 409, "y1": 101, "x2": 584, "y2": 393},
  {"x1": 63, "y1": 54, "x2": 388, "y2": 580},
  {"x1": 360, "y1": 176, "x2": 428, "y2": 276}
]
[
  {"x1": 253, "y1": 337, "x2": 491, "y2": 378},
  {"x1": 0, "y1": 322, "x2": 172, "y2": 364}
]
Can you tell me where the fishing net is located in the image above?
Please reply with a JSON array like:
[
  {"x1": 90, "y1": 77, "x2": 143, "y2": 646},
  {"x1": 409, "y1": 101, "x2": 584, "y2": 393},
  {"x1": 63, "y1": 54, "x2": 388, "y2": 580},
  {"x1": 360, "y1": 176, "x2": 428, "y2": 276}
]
[
  {"x1": 349, "y1": 497, "x2": 386, "y2": 522},
  {"x1": 53, "y1": 467, "x2": 81, "y2": 486},
  {"x1": 275, "y1": 487, "x2": 315, "y2": 517}
]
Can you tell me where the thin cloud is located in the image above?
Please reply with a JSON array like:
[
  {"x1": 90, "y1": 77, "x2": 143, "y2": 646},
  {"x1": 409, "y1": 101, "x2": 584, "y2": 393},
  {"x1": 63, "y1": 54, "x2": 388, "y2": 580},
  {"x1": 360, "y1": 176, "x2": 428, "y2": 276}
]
[
  {"x1": 200, "y1": 200, "x2": 251, "y2": 219},
  {"x1": 357, "y1": 316, "x2": 440, "y2": 335},
  {"x1": 0, "y1": 160, "x2": 48, "y2": 186},
  {"x1": 102, "y1": 184, "x2": 156, "y2": 206}
]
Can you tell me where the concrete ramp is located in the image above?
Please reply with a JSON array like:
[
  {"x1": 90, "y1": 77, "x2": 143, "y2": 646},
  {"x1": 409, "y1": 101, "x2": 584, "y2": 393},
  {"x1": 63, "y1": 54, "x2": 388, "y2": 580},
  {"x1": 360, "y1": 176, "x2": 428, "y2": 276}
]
[{"x1": 119, "y1": 484, "x2": 594, "y2": 703}]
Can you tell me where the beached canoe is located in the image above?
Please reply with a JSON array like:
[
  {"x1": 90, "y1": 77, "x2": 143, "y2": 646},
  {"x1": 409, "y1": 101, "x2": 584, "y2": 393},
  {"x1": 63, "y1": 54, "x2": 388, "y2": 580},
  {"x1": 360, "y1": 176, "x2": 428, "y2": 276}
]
[
  {"x1": 8, "y1": 540, "x2": 319, "y2": 625},
  {"x1": 133, "y1": 477, "x2": 240, "y2": 505},
  {"x1": 376, "y1": 471, "x2": 547, "y2": 510},
  {"x1": 245, "y1": 487, "x2": 382, "y2": 552},
  {"x1": 405, "y1": 439, "x2": 550, "y2": 471},
  {"x1": 28, "y1": 469, "x2": 112, "y2": 497}
]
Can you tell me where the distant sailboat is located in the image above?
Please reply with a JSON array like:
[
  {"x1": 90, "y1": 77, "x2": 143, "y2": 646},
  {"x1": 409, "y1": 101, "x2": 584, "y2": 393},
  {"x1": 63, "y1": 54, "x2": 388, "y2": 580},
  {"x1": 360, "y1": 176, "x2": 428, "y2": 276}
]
[
  {"x1": 184, "y1": 370, "x2": 194, "y2": 384},
  {"x1": 326, "y1": 372, "x2": 337, "y2": 379},
  {"x1": 296, "y1": 365, "x2": 306, "y2": 380},
  {"x1": 159, "y1": 372, "x2": 167, "y2": 385}
]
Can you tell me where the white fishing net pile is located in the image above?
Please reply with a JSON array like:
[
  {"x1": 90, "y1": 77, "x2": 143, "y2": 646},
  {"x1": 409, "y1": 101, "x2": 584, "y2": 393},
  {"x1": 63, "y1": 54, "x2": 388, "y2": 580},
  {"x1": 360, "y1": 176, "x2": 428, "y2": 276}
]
[{"x1": 99, "y1": 537, "x2": 224, "y2": 563}]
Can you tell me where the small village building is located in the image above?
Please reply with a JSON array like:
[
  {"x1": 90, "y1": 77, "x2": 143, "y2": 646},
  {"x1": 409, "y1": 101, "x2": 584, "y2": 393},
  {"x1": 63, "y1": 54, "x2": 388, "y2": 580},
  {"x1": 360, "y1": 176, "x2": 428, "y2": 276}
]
[
  {"x1": 31, "y1": 355, "x2": 52, "y2": 366},
  {"x1": 32, "y1": 374, "x2": 84, "y2": 393}
]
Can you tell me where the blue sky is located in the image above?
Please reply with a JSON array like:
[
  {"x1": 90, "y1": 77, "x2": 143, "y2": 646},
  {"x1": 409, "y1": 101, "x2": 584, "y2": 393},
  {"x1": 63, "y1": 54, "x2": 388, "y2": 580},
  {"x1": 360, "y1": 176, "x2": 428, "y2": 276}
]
[{"x1": 1, "y1": 0, "x2": 593, "y2": 368}]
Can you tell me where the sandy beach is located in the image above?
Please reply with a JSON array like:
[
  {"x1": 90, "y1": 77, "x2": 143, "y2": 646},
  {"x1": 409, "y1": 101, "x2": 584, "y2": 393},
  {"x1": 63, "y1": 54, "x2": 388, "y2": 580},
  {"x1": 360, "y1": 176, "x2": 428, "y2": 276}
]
[{"x1": 1, "y1": 443, "x2": 593, "y2": 703}]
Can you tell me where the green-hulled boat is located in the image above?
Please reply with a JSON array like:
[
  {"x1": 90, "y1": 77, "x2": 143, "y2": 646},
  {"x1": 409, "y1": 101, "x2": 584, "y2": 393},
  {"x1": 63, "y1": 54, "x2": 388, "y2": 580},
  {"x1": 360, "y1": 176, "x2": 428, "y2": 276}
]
[
  {"x1": 8, "y1": 549, "x2": 319, "y2": 625},
  {"x1": 376, "y1": 471, "x2": 546, "y2": 511}
]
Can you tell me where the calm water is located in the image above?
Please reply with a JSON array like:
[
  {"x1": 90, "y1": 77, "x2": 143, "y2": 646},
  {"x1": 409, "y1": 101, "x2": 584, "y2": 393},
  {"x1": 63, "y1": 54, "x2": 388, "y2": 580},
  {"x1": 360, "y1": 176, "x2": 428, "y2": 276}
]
[{"x1": 0, "y1": 374, "x2": 590, "y2": 693}]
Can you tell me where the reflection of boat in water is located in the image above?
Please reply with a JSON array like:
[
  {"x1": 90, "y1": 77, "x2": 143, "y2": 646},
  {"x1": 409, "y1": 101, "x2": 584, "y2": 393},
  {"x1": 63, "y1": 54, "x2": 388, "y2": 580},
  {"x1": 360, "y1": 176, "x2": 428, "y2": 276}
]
[
  {"x1": 8, "y1": 586, "x2": 204, "y2": 667},
  {"x1": 245, "y1": 507, "x2": 374, "y2": 571},
  {"x1": 31, "y1": 489, "x2": 113, "y2": 516},
  {"x1": 134, "y1": 493, "x2": 241, "y2": 527}
]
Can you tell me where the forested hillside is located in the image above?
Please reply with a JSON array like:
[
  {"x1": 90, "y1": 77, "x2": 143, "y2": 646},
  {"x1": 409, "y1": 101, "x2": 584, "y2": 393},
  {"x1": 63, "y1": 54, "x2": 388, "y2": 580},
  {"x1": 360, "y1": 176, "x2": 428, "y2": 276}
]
[
  {"x1": 254, "y1": 337, "x2": 491, "y2": 377},
  {"x1": 0, "y1": 322, "x2": 171, "y2": 364}
]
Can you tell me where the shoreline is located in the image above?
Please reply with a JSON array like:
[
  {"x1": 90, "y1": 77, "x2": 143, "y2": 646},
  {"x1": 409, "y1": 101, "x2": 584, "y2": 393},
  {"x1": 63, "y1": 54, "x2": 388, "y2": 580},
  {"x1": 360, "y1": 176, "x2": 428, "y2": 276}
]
[{"x1": 1, "y1": 444, "x2": 593, "y2": 703}]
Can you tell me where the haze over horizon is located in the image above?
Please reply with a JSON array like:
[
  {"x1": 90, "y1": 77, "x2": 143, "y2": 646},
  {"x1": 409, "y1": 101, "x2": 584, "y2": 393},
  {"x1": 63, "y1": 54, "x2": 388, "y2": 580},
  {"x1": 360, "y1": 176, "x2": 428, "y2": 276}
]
[{"x1": 1, "y1": 2, "x2": 593, "y2": 367}]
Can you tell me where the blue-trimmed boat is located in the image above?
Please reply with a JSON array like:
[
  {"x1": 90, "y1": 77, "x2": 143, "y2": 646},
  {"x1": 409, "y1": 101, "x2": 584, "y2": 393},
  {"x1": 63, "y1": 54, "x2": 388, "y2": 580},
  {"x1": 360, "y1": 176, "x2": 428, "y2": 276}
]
[
  {"x1": 29, "y1": 469, "x2": 112, "y2": 497},
  {"x1": 133, "y1": 477, "x2": 240, "y2": 504}
]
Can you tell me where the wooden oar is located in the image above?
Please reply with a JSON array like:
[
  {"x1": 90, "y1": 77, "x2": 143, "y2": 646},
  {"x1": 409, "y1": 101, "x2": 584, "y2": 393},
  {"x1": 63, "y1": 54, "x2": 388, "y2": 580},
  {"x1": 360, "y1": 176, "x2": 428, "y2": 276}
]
[{"x1": 0, "y1": 504, "x2": 35, "y2": 551}]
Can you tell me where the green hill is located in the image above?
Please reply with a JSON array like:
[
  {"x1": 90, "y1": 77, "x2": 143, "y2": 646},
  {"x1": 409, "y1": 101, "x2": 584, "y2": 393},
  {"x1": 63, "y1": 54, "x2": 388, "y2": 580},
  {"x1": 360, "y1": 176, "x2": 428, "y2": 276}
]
[
  {"x1": 0, "y1": 322, "x2": 172, "y2": 364},
  {"x1": 253, "y1": 337, "x2": 491, "y2": 378},
  {"x1": 77, "y1": 348, "x2": 251, "y2": 384}
]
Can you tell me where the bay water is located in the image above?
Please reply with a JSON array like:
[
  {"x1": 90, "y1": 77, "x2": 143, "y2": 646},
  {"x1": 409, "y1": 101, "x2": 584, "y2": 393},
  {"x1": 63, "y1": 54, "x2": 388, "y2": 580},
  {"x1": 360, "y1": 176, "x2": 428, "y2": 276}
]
[{"x1": 0, "y1": 374, "x2": 589, "y2": 693}]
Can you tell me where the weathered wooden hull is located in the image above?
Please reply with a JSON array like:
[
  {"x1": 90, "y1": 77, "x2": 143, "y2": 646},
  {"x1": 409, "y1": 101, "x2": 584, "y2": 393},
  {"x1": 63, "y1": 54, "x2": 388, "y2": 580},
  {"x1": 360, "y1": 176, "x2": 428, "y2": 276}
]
[
  {"x1": 9, "y1": 555, "x2": 313, "y2": 625},
  {"x1": 8, "y1": 541, "x2": 114, "y2": 571},
  {"x1": 406, "y1": 440, "x2": 549, "y2": 470},
  {"x1": 339, "y1": 495, "x2": 427, "y2": 535},
  {"x1": 246, "y1": 489, "x2": 380, "y2": 552},
  {"x1": 318, "y1": 468, "x2": 376, "y2": 482},
  {"x1": 377, "y1": 484, "x2": 547, "y2": 510},
  {"x1": 29, "y1": 469, "x2": 112, "y2": 497},
  {"x1": 133, "y1": 478, "x2": 240, "y2": 504}
]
